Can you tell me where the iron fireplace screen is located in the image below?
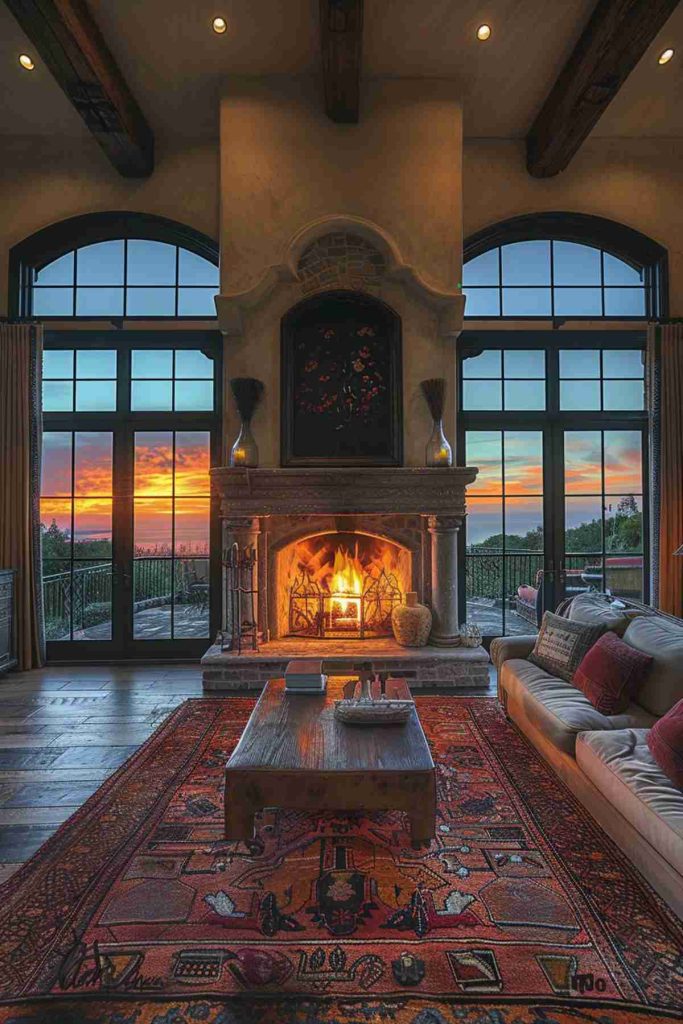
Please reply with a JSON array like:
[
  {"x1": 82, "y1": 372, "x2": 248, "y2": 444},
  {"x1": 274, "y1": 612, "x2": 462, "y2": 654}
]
[{"x1": 288, "y1": 567, "x2": 402, "y2": 639}]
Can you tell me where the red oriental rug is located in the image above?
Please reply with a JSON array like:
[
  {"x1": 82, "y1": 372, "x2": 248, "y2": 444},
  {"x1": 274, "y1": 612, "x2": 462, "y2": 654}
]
[{"x1": 0, "y1": 696, "x2": 681, "y2": 1024}]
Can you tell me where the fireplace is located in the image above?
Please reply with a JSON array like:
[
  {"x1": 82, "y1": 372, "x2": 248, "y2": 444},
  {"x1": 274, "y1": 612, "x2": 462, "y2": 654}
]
[
  {"x1": 278, "y1": 531, "x2": 410, "y2": 640},
  {"x1": 203, "y1": 467, "x2": 490, "y2": 691},
  {"x1": 204, "y1": 211, "x2": 489, "y2": 690}
]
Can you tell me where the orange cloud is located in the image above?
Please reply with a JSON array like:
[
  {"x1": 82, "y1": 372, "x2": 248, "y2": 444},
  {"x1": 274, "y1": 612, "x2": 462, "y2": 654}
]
[{"x1": 134, "y1": 434, "x2": 210, "y2": 496}]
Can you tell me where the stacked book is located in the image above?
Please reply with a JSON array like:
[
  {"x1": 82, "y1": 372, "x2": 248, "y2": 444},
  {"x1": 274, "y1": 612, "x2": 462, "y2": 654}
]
[{"x1": 284, "y1": 659, "x2": 327, "y2": 694}]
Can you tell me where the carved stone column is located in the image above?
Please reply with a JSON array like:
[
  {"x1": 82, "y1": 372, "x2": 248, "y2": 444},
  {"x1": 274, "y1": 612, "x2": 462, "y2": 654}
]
[
  {"x1": 426, "y1": 514, "x2": 463, "y2": 647},
  {"x1": 222, "y1": 516, "x2": 261, "y2": 643}
]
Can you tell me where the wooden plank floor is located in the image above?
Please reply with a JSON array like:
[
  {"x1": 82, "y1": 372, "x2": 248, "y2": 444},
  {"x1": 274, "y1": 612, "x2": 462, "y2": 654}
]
[{"x1": 0, "y1": 663, "x2": 496, "y2": 885}]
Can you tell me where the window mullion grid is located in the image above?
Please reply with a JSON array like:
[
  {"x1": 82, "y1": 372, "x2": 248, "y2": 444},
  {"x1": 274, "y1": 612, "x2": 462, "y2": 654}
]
[
  {"x1": 550, "y1": 240, "x2": 555, "y2": 319},
  {"x1": 600, "y1": 250, "x2": 606, "y2": 318},
  {"x1": 498, "y1": 247, "x2": 503, "y2": 317},
  {"x1": 172, "y1": 350, "x2": 177, "y2": 412},
  {"x1": 171, "y1": 430, "x2": 176, "y2": 640},
  {"x1": 501, "y1": 430, "x2": 507, "y2": 635},
  {"x1": 600, "y1": 430, "x2": 607, "y2": 593},
  {"x1": 546, "y1": 346, "x2": 559, "y2": 415},
  {"x1": 70, "y1": 432, "x2": 76, "y2": 641},
  {"x1": 175, "y1": 246, "x2": 180, "y2": 318},
  {"x1": 71, "y1": 348, "x2": 77, "y2": 412},
  {"x1": 123, "y1": 239, "x2": 128, "y2": 318},
  {"x1": 72, "y1": 249, "x2": 78, "y2": 317}
]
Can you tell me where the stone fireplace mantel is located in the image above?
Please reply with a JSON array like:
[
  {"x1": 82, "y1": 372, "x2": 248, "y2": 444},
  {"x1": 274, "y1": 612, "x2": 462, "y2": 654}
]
[
  {"x1": 210, "y1": 466, "x2": 478, "y2": 518},
  {"x1": 211, "y1": 465, "x2": 479, "y2": 652}
]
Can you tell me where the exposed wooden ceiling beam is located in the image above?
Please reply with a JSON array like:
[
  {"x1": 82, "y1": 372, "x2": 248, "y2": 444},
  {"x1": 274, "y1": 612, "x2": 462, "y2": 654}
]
[
  {"x1": 4, "y1": 0, "x2": 153, "y2": 176},
  {"x1": 526, "y1": 0, "x2": 680, "y2": 178},
  {"x1": 320, "y1": 0, "x2": 363, "y2": 123}
]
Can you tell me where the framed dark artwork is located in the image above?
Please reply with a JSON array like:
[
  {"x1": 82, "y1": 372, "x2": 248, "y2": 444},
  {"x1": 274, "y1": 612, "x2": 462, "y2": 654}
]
[{"x1": 281, "y1": 291, "x2": 403, "y2": 466}]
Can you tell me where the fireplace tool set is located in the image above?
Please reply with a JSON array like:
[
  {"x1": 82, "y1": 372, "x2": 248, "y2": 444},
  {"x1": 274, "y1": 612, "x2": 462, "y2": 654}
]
[{"x1": 220, "y1": 542, "x2": 258, "y2": 653}]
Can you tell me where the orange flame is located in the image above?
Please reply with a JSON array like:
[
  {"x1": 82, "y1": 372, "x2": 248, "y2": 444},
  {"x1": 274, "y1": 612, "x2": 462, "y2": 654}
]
[{"x1": 330, "y1": 545, "x2": 364, "y2": 618}]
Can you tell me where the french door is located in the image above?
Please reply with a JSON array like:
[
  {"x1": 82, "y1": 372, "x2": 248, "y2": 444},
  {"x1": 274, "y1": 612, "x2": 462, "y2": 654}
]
[
  {"x1": 458, "y1": 333, "x2": 649, "y2": 639},
  {"x1": 41, "y1": 332, "x2": 222, "y2": 660}
]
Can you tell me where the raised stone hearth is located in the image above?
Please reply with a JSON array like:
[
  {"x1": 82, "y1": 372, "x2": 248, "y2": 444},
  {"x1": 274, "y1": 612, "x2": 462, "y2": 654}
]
[
  {"x1": 202, "y1": 465, "x2": 488, "y2": 691},
  {"x1": 202, "y1": 637, "x2": 489, "y2": 691}
]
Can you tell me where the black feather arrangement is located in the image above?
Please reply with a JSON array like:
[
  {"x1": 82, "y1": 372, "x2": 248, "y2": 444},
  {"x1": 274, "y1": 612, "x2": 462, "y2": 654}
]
[
  {"x1": 230, "y1": 377, "x2": 264, "y2": 421},
  {"x1": 420, "y1": 378, "x2": 446, "y2": 421}
]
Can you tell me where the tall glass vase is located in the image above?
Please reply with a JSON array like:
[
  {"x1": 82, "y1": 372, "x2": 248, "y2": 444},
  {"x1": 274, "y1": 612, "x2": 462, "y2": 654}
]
[
  {"x1": 230, "y1": 419, "x2": 259, "y2": 467},
  {"x1": 426, "y1": 417, "x2": 453, "y2": 467}
]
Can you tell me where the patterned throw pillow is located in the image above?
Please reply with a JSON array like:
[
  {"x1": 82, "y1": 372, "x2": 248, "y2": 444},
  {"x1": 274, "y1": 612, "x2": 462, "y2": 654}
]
[
  {"x1": 648, "y1": 699, "x2": 683, "y2": 790},
  {"x1": 529, "y1": 611, "x2": 606, "y2": 683},
  {"x1": 573, "y1": 631, "x2": 653, "y2": 714}
]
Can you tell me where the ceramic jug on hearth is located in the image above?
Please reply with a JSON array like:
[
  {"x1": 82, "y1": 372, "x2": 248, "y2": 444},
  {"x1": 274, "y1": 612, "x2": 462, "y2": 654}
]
[{"x1": 391, "y1": 592, "x2": 432, "y2": 647}]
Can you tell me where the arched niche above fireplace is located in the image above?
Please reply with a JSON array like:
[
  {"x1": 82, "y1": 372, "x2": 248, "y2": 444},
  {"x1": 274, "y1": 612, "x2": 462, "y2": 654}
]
[
  {"x1": 214, "y1": 214, "x2": 466, "y2": 341},
  {"x1": 281, "y1": 290, "x2": 403, "y2": 467},
  {"x1": 274, "y1": 529, "x2": 412, "y2": 641},
  {"x1": 297, "y1": 233, "x2": 387, "y2": 295}
]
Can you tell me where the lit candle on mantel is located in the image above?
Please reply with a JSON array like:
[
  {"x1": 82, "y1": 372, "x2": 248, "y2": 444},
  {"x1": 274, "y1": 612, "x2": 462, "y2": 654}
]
[{"x1": 231, "y1": 448, "x2": 247, "y2": 466}]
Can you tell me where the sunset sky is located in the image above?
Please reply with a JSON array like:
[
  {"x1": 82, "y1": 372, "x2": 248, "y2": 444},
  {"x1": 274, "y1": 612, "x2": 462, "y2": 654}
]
[
  {"x1": 466, "y1": 429, "x2": 642, "y2": 546},
  {"x1": 41, "y1": 430, "x2": 210, "y2": 555}
]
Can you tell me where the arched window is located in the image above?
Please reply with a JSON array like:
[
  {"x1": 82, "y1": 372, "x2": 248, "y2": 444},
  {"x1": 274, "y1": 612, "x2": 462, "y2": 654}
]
[
  {"x1": 457, "y1": 213, "x2": 661, "y2": 641},
  {"x1": 462, "y1": 212, "x2": 667, "y2": 319},
  {"x1": 13, "y1": 213, "x2": 222, "y2": 659},
  {"x1": 9, "y1": 212, "x2": 219, "y2": 319}
]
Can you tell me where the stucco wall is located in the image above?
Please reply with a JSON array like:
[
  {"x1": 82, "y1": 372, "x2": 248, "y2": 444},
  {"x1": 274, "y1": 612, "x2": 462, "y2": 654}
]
[
  {"x1": 220, "y1": 76, "x2": 464, "y2": 294},
  {"x1": 218, "y1": 76, "x2": 464, "y2": 465},
  {"x1": 2, "y1": 125, "x2": 681, "y2": 318},
  {"x1": 463, "y1": 137, "x2": 683, "y2": 315},
  {"x1": 0, "y1": 135, "x2": 219, "y2": 315},
  {"x1": 1, "y1": 110, "x2": 682, "y2": 428}
]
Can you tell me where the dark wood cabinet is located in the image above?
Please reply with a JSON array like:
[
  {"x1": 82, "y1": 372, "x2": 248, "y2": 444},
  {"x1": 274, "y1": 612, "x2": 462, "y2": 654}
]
[{"x1": 0, "y1": 570, "x2": 17, "y2": 675}]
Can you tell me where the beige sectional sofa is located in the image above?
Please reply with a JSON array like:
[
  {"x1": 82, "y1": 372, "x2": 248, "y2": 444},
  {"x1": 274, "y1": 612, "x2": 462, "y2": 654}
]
[{"x1": 491, "y1": 594, "x2": 683, "y2": 917}]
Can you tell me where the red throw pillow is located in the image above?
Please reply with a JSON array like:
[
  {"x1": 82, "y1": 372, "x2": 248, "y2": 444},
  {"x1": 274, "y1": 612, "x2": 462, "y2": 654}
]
[
  {"x1": 648, "y1": 700, "x2": 683, "y2": 790},
  {"x1": 573, "y1": 631, "x2": 653, "y2": 715}
]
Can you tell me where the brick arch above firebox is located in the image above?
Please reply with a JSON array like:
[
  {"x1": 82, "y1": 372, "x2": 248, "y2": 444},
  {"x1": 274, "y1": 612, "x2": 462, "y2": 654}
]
[
  {"x1": 214, "y1": 214, "x2": 466, "y2": 340},
  {"x1": 296, "y1": 233, "x2": 387, "y2": 295}
]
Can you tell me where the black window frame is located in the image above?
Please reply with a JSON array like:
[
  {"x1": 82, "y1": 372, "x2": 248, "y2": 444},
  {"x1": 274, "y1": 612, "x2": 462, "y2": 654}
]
[
  {"x1": 457, "y1": 331, "x2": 650, "y2": 639},
  {"x1": 463, "y1": 212, "x2": 668, "y2": 322},
  {"x1": 9, "y1": 211, "x2": 220, "y2": 321},
  {"x1": 41, "y1": 330, "x2": 223, "y2": 662}
]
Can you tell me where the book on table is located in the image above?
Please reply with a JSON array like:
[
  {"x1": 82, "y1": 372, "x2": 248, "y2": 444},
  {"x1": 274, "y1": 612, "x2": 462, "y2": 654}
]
[{"x1": 285, "y1": 658, "x2": 326, "y2": 693}]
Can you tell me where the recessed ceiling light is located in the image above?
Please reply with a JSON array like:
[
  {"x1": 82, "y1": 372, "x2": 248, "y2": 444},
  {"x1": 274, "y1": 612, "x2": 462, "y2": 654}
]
[
  {"x1": 212, "y1": 16, "x2": 227, "y2": 34},
  {"x1": 476, "y1": 24, "x2": 492, "y2": 41},
  {"x1": 658, "y1": 47, "x2": 674, "y2": 65},
  {"x1": 18, "y1": 54, "x2": 34, "y2": 70}
]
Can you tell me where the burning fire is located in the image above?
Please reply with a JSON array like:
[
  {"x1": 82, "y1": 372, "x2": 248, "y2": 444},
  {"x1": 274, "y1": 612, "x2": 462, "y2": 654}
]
[
  {"x1": 330, "y1": 545, "x2": 364, "y2": 621},
  {"x1": 282, "y1": 532, "x2": 409, "y2": 639}
]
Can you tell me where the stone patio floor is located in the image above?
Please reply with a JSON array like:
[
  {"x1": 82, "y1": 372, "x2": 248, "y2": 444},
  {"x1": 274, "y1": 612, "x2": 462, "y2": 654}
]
[
  {"x1": 66, "y1": 605, "x2": 210, "y2": 642},
  {"x1": 60, "y1": 603, "x2": 533, "y2": 643}
]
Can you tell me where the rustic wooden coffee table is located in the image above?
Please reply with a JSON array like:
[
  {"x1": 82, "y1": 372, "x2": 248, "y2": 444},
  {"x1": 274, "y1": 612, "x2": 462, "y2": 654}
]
[{"x1": 224, "y1": 677, "x2": 436, "y2": 844}]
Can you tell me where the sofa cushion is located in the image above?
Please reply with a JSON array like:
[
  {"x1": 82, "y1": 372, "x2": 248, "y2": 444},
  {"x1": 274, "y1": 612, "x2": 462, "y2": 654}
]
[
  {"x1": 576, "y1": 729, "x2": 683, "y2": 878},
  {"x1": 490, "y1": 635, "x2": 537, "y2": 674},
  {"x1": 567, "y1": 592, "x2": 645, "y2": 636},
  {"x1": 623, "y1": 616, "x2": 683, "y2": 717},
  {"x1": 501, "y1": 658, "x2": 655, "y2": 755},
  {"x1": 529, "y1": 611, "x2": 606, "y2": 683},
  {"x1": 573, "y1": 631, "x2": 653, "y2": 715},
  {"x1": 647, "y1": 699, "x2": 683, "y2": 790}
]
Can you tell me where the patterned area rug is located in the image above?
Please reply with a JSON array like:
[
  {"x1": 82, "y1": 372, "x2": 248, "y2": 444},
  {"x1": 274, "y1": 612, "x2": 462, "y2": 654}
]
[{"x1": 0, "y1": 696, "x2": 681, "y2": 1024}]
